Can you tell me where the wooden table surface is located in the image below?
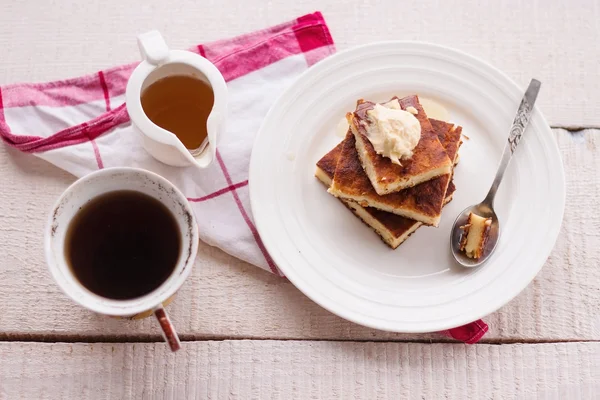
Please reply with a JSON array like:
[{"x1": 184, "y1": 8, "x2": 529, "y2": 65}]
[{"x1": 1, "y1": 1, "x2": 599, "y2": 398}]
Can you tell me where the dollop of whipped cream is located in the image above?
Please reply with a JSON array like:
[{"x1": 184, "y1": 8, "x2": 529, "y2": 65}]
[{"x1": 364, "y1": 99, "x2": 421, "y2": 165}]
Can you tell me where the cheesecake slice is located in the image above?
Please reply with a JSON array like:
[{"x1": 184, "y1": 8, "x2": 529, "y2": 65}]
[
  {"x1": 348, "y1": 95, "x2": 452, "y2": 195},
  {"x1": 459, "y1": 213, "x2": 492, "y2": 259}
]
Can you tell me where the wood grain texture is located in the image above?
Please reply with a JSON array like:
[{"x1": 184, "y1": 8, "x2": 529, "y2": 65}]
[
  {"x1": 1, "y1": 341, "x2": 598, "y2": 399},
  {"x1": 0, "y1": 130, "x2": 598, "y2": 342},
  {"x1": 0, "y1": 1, "x2": 598, "y2": 394},
  {"x1": 0, "y1": 0, "x2": 598, "y2": 127}
]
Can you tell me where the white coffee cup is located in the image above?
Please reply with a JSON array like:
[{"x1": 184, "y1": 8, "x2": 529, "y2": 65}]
[{"x1": 44, "y1": 167, "x2": 198, "y2": 352}]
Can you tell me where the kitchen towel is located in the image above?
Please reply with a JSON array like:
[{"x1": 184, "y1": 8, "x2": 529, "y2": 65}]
[{"x1": 0, "y1": 12, "x2": 487, "y2": 343}]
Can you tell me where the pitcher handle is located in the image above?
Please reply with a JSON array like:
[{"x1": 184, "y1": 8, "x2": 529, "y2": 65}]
[{"x1": 138, "y1": 30, "x2": 170, "y2": 65}]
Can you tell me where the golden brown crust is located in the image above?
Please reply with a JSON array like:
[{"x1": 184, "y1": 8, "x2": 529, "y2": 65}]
[
  {"x1": 446, "y1": 179, "x2": 456, "y2": 199},
  {"x1": 330, "y1": 132, "x2": 450, "y2": 224},
  {"x1": 431, "y1": 118, "x2": 462, "y2": 199},
  {"x1": 350, "y1": 95, "x2": 452, "y2": 194},
  {"x1": 430, "y1": 119, "x2": 463, "y2": 164},
  {"x1": 343, "y1": 201, "x2": 420, "y2": 249},
  {"x1": 316, "y1": 117, "x2": 461, "y2": 244},
  {"x1": 360, "y1": 206, "x2": 420, "y2": 237},
  {"x1": 316, "y1": 139, "x2": 345, "y2": 178},
  {"x1": 478, "y1": 221, "x2": 492, "y2": 258},
  {"x1": 316, "y1": 137, "x2": 420, "y2": 237},
  {"x1": 458, "y1": 223, "x2": 471, "y2": 251}
]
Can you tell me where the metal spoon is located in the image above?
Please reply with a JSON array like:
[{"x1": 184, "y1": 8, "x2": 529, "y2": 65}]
[{"x1": 450, "y1": 79, "x2": 541, "y2": 267}]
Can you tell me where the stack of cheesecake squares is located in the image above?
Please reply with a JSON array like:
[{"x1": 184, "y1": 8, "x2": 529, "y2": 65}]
[{"x1": 315, "y1": 95, "x2": 463, "y2": 249}]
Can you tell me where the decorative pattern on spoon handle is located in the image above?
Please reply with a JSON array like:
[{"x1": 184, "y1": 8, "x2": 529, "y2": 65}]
[
  {"x1": 508, "y1": 99, "x2": 531, "y2": 153},
  {"x1": 508, "y1": 79, "x2": 541, "y2": 153}
]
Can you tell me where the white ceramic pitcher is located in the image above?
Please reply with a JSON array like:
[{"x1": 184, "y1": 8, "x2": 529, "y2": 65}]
[{"x1": 126, "y1": 31, "x2": 227, "y2": 169}]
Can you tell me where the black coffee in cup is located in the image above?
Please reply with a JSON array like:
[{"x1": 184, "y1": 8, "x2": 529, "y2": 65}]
[{"x1": 65, "y1": 190, "x2": 181, "y2": 300}]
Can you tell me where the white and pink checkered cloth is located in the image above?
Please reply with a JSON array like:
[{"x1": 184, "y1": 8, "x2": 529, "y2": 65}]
[{"x1": 0, "y1": 12, "x2": 488, "y2": 343}]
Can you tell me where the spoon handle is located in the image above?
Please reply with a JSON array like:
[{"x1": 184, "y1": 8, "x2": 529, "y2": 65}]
[{"x1": 483, "y1": 79, "x2": 541, "y2": 206}]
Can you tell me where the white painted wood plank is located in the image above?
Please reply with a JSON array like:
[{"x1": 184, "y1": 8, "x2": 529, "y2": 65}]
[
  {"x1": 0, "y1": 341, "x2": 598, "y2": 399},
  {"x1": 0, "y1": 0, "x2": 598, "y2": 126},
  {"x1": 0, "y1": 130, "x2": 598, "y2": 342}
]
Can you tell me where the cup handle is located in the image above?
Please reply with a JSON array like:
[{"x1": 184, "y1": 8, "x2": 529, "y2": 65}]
[
  {"x1": 153, "y1": 305, "x2": 181, "y2": 352},
  {"x1": 137, "y1": 30, "x2": 170, "y2": 65}
]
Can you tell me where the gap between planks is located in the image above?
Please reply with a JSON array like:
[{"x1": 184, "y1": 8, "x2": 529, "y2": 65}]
[
  {"x1": 1, "y1": 333, "x2": 599, "y2": 346},
  {"x1": 552, "y1": 125, "x2": 599, "y2": 131}
]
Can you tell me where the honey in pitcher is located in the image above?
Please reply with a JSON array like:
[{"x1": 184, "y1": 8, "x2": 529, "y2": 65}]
[{"x1": 141, "y1": 75, "x2": 214, "y2": 151}]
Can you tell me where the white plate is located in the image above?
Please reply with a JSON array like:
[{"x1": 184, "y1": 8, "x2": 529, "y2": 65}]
[{"x1": 249, "y1": 42, "x2": 565, "y2": 332}]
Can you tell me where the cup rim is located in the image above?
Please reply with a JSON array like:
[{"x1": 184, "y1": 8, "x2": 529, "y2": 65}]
[{"x1": 44, "y1": 167, "x2": 199, "y2": 316}]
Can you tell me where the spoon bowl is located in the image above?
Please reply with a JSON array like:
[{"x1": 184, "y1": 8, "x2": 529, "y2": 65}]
[{"x1": 450, "y1": 203, "x2": 500, "y2": 267}]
